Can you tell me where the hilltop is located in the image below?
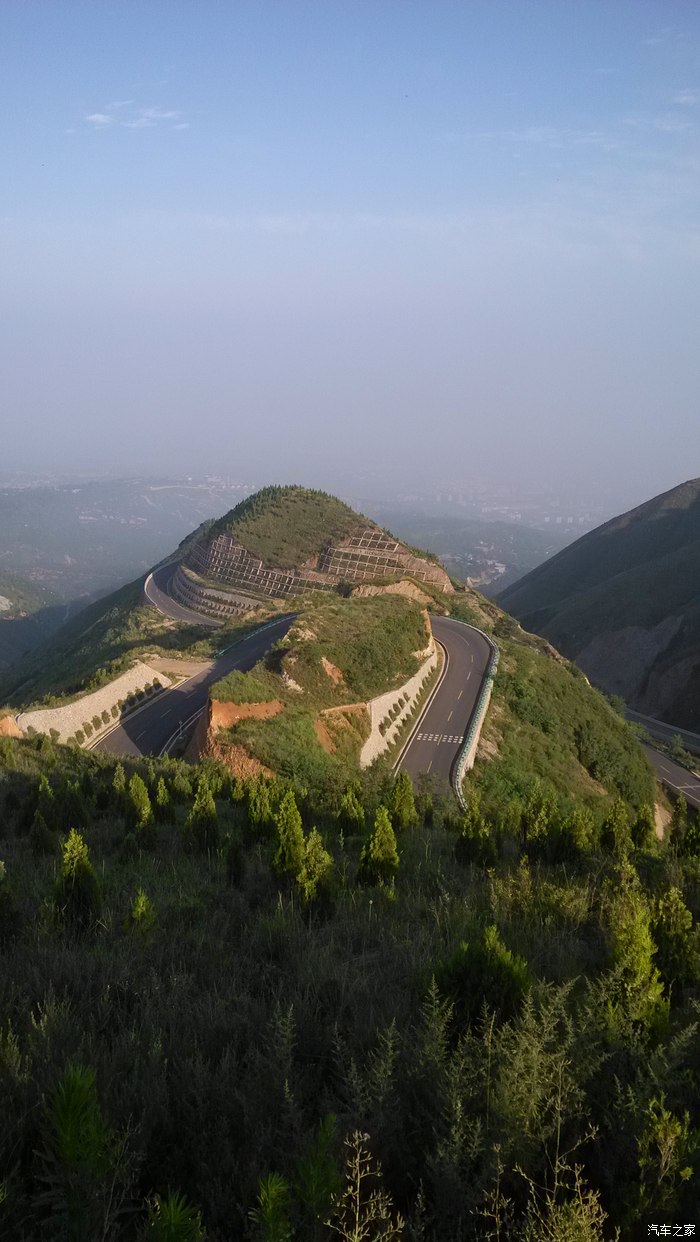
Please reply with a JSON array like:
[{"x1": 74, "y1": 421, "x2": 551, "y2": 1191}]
[
  {"x1": 176, "y1": 484, "x2": 453, "y2": 616},
  {"x1": 0, "y1": 485, "x2": 454, "y2": 709},
  {"x1": 207, "y1": 485, "x2": 366, "y2": 569},
  {"x1": 499, "y1": 478, "x2": 700, "y2": 728}
]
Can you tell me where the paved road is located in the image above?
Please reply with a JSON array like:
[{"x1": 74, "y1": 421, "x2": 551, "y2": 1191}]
[
  {"x1": 94, "y1": 614, "x2": 294, "y2": 758},
  {"x1": 627, "y1": 708, "x2": 700, "y2": 757},
  {"x1": 144, "y1": 562, "x2": 222, "y2": 629},
  {"x1": 398, "y1": 615, "x2": 493, "y2": 785},
  {"x1": 643, "y1": 745, "x2": 700, "y2": 812}
]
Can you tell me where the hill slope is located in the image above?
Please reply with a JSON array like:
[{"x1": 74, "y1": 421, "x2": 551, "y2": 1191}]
[{"x1": 499, "y1": 478, "x2": 700, "y2": 728}]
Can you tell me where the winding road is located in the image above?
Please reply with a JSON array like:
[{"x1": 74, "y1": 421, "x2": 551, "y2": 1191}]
[
  {"x1": 95, "y1": 614, "x2": 293, "y2": 758},
  {"x1": 397, "y1": 615, "x2": 494, "y2": 787},
  {"x1": 98, "y1": 566, "x2": 698, "y2": 823}
]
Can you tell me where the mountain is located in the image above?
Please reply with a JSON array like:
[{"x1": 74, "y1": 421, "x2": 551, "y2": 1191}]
[
  {"x1": 498, "y1": 478, "x2": 700, "y2": 729},
  {"x1": 171, "y1": 485, "x2": 453, "y2": 617},
  {"x1": 0, "y1": 485, "x2": 451, "y2": 707}
]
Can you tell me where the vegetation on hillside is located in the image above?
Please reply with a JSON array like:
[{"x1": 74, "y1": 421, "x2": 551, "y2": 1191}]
[
  {"x1": 499, "y1": 478, "x2": 700, "y2": 728},
  {"x1": 0, "y1": 579, "x2": 274, "y2": 709},
  {"x1": 212, "y1": 593, "x2": 429, "y2": 785},
  {"x1": 473, "y1": 619, "x2": 655, "y2": 816},
  {"x1": 1, "y1": 732, "x2": 699, "y2": 1239},
  {"x1": 207, "y1": 485, "x2": 369, "y2": 570}
]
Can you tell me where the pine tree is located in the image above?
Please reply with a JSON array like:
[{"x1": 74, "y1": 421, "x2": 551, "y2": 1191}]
[
  {"x1": 128, "y1": 774, "x2": 154, "y2": 833},
  {"x1": 388, "y1": 771, "x2": 418, "y2": 831},
  {"x1": 273, "y1": 790, "x2": 305, "y2": 877},
  {"x1": 559, "y1": 804, "x2": 596, "y2": 854},
  {"x1": 186, "y1": 776, "x2": 219, "y2": 851},
  {"x1": 455, "y1": 791, "x2": 495, "y2": 866},
  {"x1": 53, "y1": 829, "x2": 101, "y2": 933},
  {"x1": 669, "y1": 795, "x2": 688, "y2": 852},
  {"x1": 632, "y1": 803, "x2": 656, "y2": 850},
  {"x1": 36, "y1": 773, "x2": 58, "y2": 832},
  {"x1": 248, "y1": 774, "x2": 273, "y2": 832},
  {"x1": 113, "y1": 762, "x2": 127, "y2": 810},
  {"x1": 601, "y1": 797, "x2": 631, "y2": 857},
  {"x1": 605, "y1": 862, "x2": 665, "y2": 1028},
  {"x1": 521, "y1": 780, "x2": 555, "y2": 851},
  {"x1": 358, "y1": 806, "x2": 399, "y2": 888},
  {"x1": 125, "y1": 887, "x2": 156, "y2": 935},
  {"x1": 154, "y1": 777, "x2": 171, "y2": 824},
  {"x1": 297, "y1": 828, "x2": 333, "y2": 904},
  {"x1": 337, "y1": 785, "x2": 365, "y2": 833}
]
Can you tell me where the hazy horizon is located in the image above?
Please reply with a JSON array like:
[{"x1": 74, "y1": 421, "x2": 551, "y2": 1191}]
[{"x1": 3, "y1": 2, "x2": 699, "y2": 508}]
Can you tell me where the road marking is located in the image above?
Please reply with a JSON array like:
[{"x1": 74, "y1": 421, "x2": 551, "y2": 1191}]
[
  {"x1": 136, "y1": 729, "x2": 148, "y2": 741},
  {"x1": 457, "y1": 690, "x2": 463, "y2": 700},
  {"x1": 447, "y1": 710, "x2": 453, "y2": 722},
  {"x1": 427, "y1": 760, "x2": 432, "y2": 773},
  {"x1": 466, "y1": 671, "x2": 471, "y2": 681}
]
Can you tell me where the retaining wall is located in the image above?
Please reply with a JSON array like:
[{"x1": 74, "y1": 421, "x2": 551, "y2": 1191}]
[
  {"x1": 17, "y1": 660, "x2": 172, "y2": 745},
  {"x1": 360, "y1": 641, "x2": 439, "y2": 768}
]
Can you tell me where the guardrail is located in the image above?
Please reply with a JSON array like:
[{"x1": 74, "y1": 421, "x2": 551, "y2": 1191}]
[{"x1": 452, "y1": 623, "x2": 500, "y2": 811}]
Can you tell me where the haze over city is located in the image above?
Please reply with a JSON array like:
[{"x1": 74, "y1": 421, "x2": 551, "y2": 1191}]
[{"x1": 3, "y1": 1, "x2": 699, "y2": 511}]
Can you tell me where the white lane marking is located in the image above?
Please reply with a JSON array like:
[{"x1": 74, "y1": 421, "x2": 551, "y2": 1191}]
[
  {"x1": 447, "y1": 710, "x2": 453, "y2": 722},
  {"x1": 427, "y1": 760, "x2": 432, "y2": 773},
  {"x1": 457, "y1": 690, "x2": 463, "y2": 700},
  {"x1": 136, "y1": 729, "x2": 148, "y2": 741},
  {"x1": 466, "y1": 671, "x2": 471, "y2": 680}
]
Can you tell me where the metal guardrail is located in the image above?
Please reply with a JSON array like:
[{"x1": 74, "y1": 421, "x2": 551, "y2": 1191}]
[{"x1": 452, "y1": 623, "x2": 500, "y2": 811}]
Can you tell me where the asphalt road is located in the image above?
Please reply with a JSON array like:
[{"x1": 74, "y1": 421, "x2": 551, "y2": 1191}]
[
  {"x1": 144, "y1": 562, "x2": 222, "y2": 628},
  {"x1": 643, "y1": 745, "x2": 700, "y2": 812},
  {"x1": 398, "y1": 615, "x2": 493, "y2": 785},
  {"x1": 627, "y1": 708, "x2": 700, "y2": 756},
  {"x1": 94, "y1": 613, "x2": 294, "y2": 759}
]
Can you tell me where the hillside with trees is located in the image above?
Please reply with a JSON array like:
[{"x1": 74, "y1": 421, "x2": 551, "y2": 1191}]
[
  {"x1": 499, "y1": 478, "x2": 700, "y2": 729},
  {"x1": 0, "y1": 722, "x2": 698, "y2": 1239}
]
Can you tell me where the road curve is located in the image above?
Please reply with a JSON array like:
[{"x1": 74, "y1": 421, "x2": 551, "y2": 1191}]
[
  {"x1": 144, "y1": 562, "x2": 222, "y2": 629},
  {"x1": 643, "y1": 745, "x2": 700, "y2": 812},
  {"x1": 95, "y1": 614, "x2": 294, "y2": 759},
  {"x1": 398, "y1": 615, "x2": 493, "y2": 786},
  {"x1": 627, "y1": 708, "x2": 700, "y2": 757}
]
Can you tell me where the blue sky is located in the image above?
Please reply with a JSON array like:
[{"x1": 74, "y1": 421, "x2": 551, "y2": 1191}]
[{"x1": 2, "y1": 1, "x2": 699, "y2": 506}]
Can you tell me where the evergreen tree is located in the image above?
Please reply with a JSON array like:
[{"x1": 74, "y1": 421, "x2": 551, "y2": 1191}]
[
  {"x1": 358, "y1": 806, "x2": 399, "y2": 888},
  {"x1": 53, "y1": 829, "x2": 101, "y2": 933},
  {"x1": 273, "y1": 790, "x2": 305, "y2": 877},
  {"x1": 248, "y1": 774, "x2": 273, "y2": 832},
  {"x1": 601, "y1": 797, "x2": 631, "y2": 857},
  {"x1": 125, "y1": 888, "x2": 156, "y2": 935},
  {"x1": 652, "y1": 886, "x2": 700, "y2": 990},
  {"x1": 297, "y1": 828, "x2": 333, "y2": 904},
  {"x1": 154, "y1": 777, "x2": 171, "y2": 824},
  {"x1": 605, "y1": 862, "x2": 665, "y2": 1028},
  {"x1": 186, "y1": 776, "x2": 219, "y2": 851},
  {"x1": 455, "y1": 791, "x2": 495, "y2": 867},
  {"x1": 128, "y1": 773, "x2": 154, "y2": 833},
  {"x1": 558, "y1": 803, "x2": 596, "y2": 855},
  {"x1": 632, "y1": 803, "x2": 656, "y2": 850},
  {"x1": 337, "y1": 785, "x2": 365, "y2": 833},
  {"x1": 36, "y1": 773, "x2": 58, "y2": 832},
  {"x1": 388, "y1": 771, "x2": 418, "y2": 831},
  {"x1": 113, "y1": 762, "x2": 127, "y2": 810},
  {"x1": 521, "y1": 780, "x2": 555, "y2": 852},
  {"x1": 669, "y1": 795, "x2": 688, "y2": 852}
]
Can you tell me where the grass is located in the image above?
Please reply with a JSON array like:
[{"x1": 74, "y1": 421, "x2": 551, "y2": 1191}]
[
  {"x1": 0, "y1": 577, "x2": 277, "y2": 709},
  {"x1": 211, "y1": 593, "x2": 429, "y2": 780},
  {"x1": 207, "y1": 485, "x2": 368, "y2": 570},
  {"x1": 472, "y1": 627, "x2": 656, "y2": 816}
]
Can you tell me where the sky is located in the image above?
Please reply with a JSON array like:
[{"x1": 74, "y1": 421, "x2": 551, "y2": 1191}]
[{"x1": 2, "y1": 1, "x2": 699, "y2": 510}]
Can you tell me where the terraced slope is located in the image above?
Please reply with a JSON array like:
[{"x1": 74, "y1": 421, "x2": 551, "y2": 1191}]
[
  {"x1": 180, "y1": 485, "x2": 453, "y2": 609},
  {"x1": 499, "y1": 478, "x2": 700, "y2": 728}
]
